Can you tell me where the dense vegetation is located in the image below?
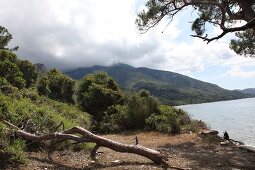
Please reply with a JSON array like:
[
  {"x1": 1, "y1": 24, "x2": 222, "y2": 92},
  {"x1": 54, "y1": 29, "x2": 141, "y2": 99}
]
[
  {"x1": 0, "y1": 50, "x2": 204, "y2": 167},
  {"x1": 66, "y1": 63, "x2": 252, "y2": 105},
  {"x1": 37, "y1": 68, "x2": 76, "y2": 103}
]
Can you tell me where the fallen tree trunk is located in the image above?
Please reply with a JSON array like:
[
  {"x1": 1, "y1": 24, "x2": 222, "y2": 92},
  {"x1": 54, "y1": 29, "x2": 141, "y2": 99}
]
[{"x1": 3, "y1": 121, "x2": 168, "y2": 166}]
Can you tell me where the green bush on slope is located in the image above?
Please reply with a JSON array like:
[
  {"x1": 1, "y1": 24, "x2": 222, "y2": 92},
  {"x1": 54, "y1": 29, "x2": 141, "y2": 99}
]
[
  {"x1": 0, "y1": 50, "x2": 38, "y2": 89},
  {"x1": 0, "y1": 89, "x2": 90, "y2": 166},
  {"x1": 37, "y1": 68, "x2": 76, "y2": 104}
]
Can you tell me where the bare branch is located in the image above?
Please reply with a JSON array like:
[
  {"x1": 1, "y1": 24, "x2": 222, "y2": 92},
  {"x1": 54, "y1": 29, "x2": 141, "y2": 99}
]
[
  {"x1": 191, "y1": 17, "x2": 255, "y2": 43},
  {"x1": 137, "y1": 0, "x2": 255, "y2": 43}
]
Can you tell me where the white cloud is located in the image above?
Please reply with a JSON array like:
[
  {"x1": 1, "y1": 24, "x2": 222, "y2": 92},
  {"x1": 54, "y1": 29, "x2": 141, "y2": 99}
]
[
  {"x1": 225, "y1": 66, "x2": 255, "y2": 79},
  {"x1": 0, "y1": 0, "x2": 254, "y2": 86}
]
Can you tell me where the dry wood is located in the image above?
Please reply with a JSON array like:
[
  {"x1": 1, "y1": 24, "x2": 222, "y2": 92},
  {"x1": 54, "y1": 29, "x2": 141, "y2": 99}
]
[{"x1": 3, "y1": 121, "x2": 168, "y2": 166}]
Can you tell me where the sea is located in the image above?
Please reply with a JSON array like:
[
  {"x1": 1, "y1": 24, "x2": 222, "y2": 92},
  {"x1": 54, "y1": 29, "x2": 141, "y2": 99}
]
[{"x1": 178, "y1": 97, "x2": 255, "y2": 146}]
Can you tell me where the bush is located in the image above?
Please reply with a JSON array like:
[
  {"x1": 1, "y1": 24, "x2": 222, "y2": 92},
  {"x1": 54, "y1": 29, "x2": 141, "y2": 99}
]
[
  {"x1": 0, "y1": 50, "x2": 38, "y2": 89},
  {"x1": 126, "y1": 90, "x2": 160, "y2": 130},
  {"x1": 95, "y1": 105, "x2": 129, "y2": 133},
  {"x1": 0, "y1": 123, "x2": 26, "y2": 166},
  {"x1": 145, "y1": 105, "x2": 180, "y2": 134},
  {"x1": 0, "y1": 86, "x2": 91, "y2": 166},
  {"x1": 37, "y1": 68, "x2": 76, "y2": 104},
  {"x1": 76, "y1": 72, "x2": 124, "y2": 122}
]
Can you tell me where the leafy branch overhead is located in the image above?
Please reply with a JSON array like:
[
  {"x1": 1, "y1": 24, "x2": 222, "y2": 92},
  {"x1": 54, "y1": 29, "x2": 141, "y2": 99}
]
[
  {"x1": 136, "y1": 0, "x2": 255, "y2": 57},
  {"x1": 0, "y1": 26, "x2": 19, "y2": 51}
]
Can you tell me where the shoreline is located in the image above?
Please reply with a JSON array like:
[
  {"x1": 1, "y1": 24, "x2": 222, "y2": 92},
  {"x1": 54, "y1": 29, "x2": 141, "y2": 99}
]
[
  {"x1": 178, "y1": 97, "x2": 255, "y2": 149},
  {"x1": 210, "y1": 129, "x2": 255, "y2": 153}
]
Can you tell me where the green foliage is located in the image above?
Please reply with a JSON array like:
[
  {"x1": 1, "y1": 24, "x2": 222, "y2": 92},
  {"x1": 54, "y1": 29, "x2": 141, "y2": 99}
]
[
  {"x1": 76, "y1": 71, "x2": 124, "y2": 121},
  {"x1": 0, "y1": 26, "x2": 18, "y2": 51},
  {"x1": 145, "y1": 106, "x2": 205, "y2": 134},
  {"x1": 37, "y1": 68, "x2": 75, "y2": 103},
  {"x1": 0, "y1": 77, "x2": 9, "y2": 86},
  {"x1": 0, "y1": 123, "x2": 26, "y2": 166},
  {"x1": 0, "y1": 50, "x2": 38, "y2": 89},
  {"x1": 145, "y1": 105, "x2": 180, "y2": 134},
  {"x1": 230, "y1": 29, "x2": 255, "y2": 57},
  {"x1": 8, "y1": 139, "x2": 26, "y2": 164},
  {"x1": 192, "y1": 18, "x2": 205, "y2": 36},
  {"x1": 0, "y1": 91, "x2": 90, "y2": 132},
  {"x1": 0, "y1": 85, "x2": 91, "y2": 165},
  {"x1": 0, "y1": 89, "x2": 90, "y2": 141},
  {"x1": 0, "y1": 50, "x2": 206, "y2": 166},
  {"x1": 95, "y1": 105, "x2": 129, "y2": 133},
  {"x1": 126, "y1": 90, "x2": 160, "y2": 129},
  {"x1": 17, "y1": 60, "x2": 38, "y2": 87},
  {"x1": 182, "y1": 119, "x2": 207, "y2": 133},
  {"x1": 0, "y1": 57, "x2": 26, "y2": 88},
  {"x1": 136, "y1": 0, "x2": 255, "y2": 57},
  {"x1": 37, "y1": 76, "x2": 50, "y2": 96}
]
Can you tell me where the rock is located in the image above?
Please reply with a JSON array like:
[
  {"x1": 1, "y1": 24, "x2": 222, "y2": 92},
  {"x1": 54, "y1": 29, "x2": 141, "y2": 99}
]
[
  {"x1": 197, "y1": 137, "x2": 202, "y2": 140},
  {"x1": 199, "y1": 130, "x2": 219, "y2": 135},
  {"x1": 220, "y1": 141, "x2": 230, "y2": 146},
  {"x1": 111, "y1": 160, "x2": 121, "y2": 163}
]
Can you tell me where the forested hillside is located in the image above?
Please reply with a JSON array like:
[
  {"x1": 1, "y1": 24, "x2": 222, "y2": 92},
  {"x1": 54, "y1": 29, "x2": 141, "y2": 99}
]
[
  {"x1": 238, "y1": 88, "x2": 255, "y2": 95},
  {"x1": 66, "y1": 63, "x2": 252, "y2": 105}
]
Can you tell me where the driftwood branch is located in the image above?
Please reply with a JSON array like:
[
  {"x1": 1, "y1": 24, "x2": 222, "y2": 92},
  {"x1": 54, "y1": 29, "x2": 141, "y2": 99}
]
[{"x1": 3, "y1": 121, "x2": 168, "y2": 166}]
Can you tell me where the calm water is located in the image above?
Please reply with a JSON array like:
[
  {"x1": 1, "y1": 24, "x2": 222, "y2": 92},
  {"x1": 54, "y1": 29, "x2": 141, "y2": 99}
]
[{"x1": 179, "y1": 98, "x2": 255, "y2": 146}]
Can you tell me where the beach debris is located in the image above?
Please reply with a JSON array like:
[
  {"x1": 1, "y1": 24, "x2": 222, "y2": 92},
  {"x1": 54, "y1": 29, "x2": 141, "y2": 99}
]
[
  {"x1": 110, "y1": 160, "x2": 121, "y2": 163},
  {"x1": 199, "y1": 130, "x2": 219, "y2": 135},
  {"x1": 220, "y1": 141, "x2": 230, "y2": 146}
]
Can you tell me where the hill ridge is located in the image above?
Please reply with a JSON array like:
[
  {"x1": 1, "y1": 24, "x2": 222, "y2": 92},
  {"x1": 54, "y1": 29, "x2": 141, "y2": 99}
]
[{"x1": 65, "y1": 63, "x2": 252, "y2": 105}]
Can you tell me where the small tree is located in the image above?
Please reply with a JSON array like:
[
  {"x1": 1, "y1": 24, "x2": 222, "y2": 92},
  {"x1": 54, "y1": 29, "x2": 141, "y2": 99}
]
[
  {"x1": 0, "y1": 51, "x2": 26, "y2": 89},
  {"x1": 0, "y1": 26, "x2": 18, "y2": 51},
  {"x1": 76, "y1": 71, "x2": 124, "y2": 121},
  {"x1": 37, "y1": 68, "x2": 75, "y2": 103},
  {"x1": 0, "y1": 50, "x2": 38, "y2": 89},
  {"x1": 126, "y1": 90, "x2": 160, "y2": 129},
  {"x1": 17, "y1": 60, "x2": 38, "y2": 88},
  {"x1": 145, "y1": 105, "x2": 180, "y2": 134}
]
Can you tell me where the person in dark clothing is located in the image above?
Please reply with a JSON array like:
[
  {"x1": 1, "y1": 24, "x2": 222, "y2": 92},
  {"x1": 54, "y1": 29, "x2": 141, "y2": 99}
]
[{"x1": 224, "y1": 131, "x2": 229, "y2": 140}]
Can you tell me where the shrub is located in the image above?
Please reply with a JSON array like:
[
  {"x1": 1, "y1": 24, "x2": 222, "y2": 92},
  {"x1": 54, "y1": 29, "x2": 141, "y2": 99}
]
[
  {"x1": 16, "y1": 60, "x2": 38, "y2": 88},
  {"x1": 0, "y1": 50, "x2": 38, "y2": 88},
  {"x1": 126, "y1": 90, "x2": 160, "y2": 129},
  {"x1": 76, "y1": 71, "x2": 124, "y2": 121},
  {"x1": 37, "y1": 68, "x2": 76, "y2": 104},
  {"x1": 145, "y1": 105, "x2": 181, "y2": 134},
  {"x1": 95, "y1": 105, "x2": 128, "y2": 133},
  {"x1": 0, "y1": 87, "x2": 91, "y2": 166},
  {"x1": 0, "y1": 123, "x2": 26, "y2": 166},
  {"x1": 8, "y1": 139, "x2": 26, "y2": 164}
]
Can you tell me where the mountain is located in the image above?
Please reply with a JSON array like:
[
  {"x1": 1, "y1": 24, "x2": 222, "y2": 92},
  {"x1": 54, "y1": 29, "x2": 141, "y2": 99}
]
[
  {"x1": 65, "y1": 63, "x2": 252, "y2": 105},
  {"x1": 237, "y1": 88, "x2": 255, "y2": 95}
]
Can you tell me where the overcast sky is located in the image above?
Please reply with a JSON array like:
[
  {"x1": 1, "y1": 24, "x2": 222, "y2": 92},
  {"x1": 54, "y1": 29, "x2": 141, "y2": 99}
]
[{"x1": 1, "y1": 0, "x2": 255, "y2": 90}]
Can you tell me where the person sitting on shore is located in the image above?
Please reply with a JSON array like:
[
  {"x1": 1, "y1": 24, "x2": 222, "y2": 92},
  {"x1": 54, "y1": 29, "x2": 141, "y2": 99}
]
[{"x1": 224, "y1": 131, "x2": 229, "y2": 140}]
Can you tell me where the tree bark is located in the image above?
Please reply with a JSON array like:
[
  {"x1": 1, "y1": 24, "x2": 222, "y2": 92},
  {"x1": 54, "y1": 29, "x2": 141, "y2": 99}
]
[{"x1": 3, "y1": 121, "x2": 168, "y2": 166}]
